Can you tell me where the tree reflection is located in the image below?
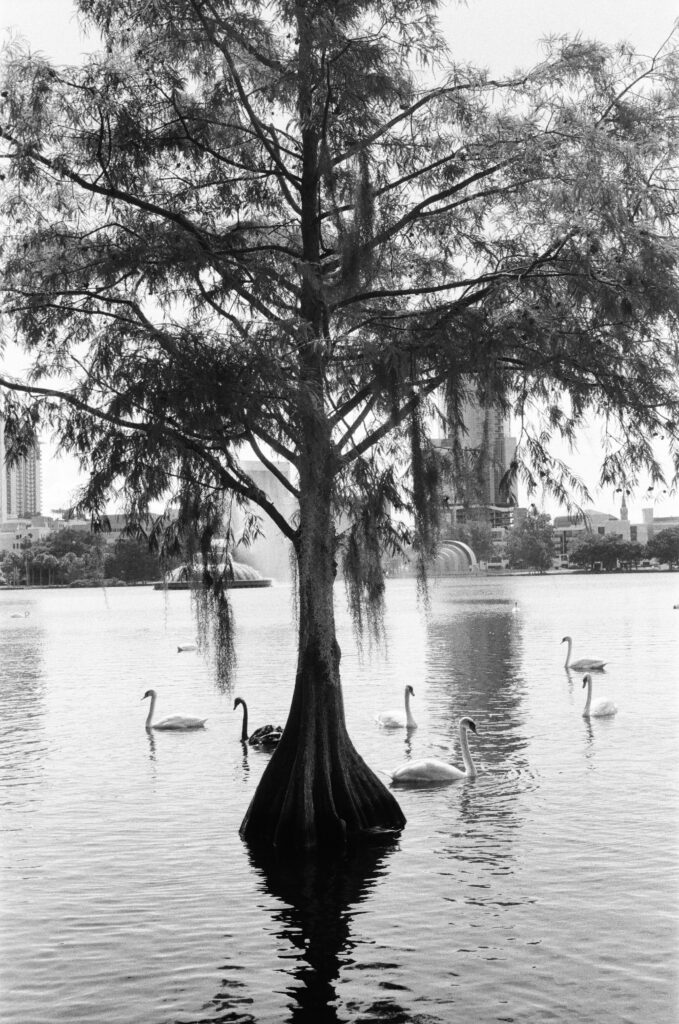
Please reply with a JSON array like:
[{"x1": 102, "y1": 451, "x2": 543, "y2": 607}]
[
  {"x1": 193, "y1": 837, "x2": 403, "y2": 1024},
  {"x1": 422, "y1": 597, "x2": 533, "y2": 872},
  {"x1": 425, "y1": 598, "x2": 527, "y2": 769},
  {"x1": 254, "y1": 838, "x2": 400, "y2": 1023}
]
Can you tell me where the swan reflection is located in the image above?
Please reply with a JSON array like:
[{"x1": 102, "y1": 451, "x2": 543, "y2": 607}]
[
  {"x1": 146, "y1": 729, "x2": 157, "y2": 761},
  {"x1": 582, "y1": 716, "x2": 596, "y2": 763},
  {"x1": 402, "y1": 731, "x2": 415, "y2": 759},
  {"x1": 235, "y1": 740, "x2": 251, "y2": 781}
]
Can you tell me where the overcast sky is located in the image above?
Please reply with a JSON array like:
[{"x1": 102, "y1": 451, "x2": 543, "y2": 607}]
[
  {"x1": 1, "y1": 0, "x2": 677, "y2": 518},
  {"x1": 2, "y1": 0, "x2": 675, "y2": 71}
]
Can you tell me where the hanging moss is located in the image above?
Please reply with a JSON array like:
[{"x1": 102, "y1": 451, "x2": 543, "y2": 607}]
[
  {"x1": 339, "y1": 148, "x2": 375, "y2": 294},
  {"x1": 339, "y1": 457, "x2": 410, "y2": 647},
  {"x1": 409, "y1": 396, "x2": 442, "y2": 592},
  {"x1": 165, "y1": 473, "x2": 238, "y2": 689}
]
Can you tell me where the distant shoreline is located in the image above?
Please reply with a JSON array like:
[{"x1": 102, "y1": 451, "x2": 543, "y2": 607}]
[
  {"x1": 0, "y1": 578, "x2": 275, "y2": 591},
  {"x1": 0, "y1": 565, "x2": 674, "y2": 591}
]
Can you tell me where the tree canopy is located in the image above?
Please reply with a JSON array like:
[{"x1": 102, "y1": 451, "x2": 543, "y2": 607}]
[
  {"x1": 1, "y1": 1, "x2": 678, "y2": 849},
  {"x1": 569, "y1": 531, "x2": 629, "y2": 571},
  {"x1": 0, "y1": 527, "x2": 168, "y2": 585},
  {"x1": 506, "y1": 511, "x2": 555, "y2": 572},
  {"x1": 646, "y1": 526, "x2": 679, "y2": 567}
]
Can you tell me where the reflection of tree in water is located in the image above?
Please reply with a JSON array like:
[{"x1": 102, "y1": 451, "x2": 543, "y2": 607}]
[
  {"x1": 423, "y1": 598, "x2": 535, "y2": 874},
  {"x1": 188, "y1": 838, "x2": 413, "y2": 1024},
  {"x1": 426, "y1": 599, "x2": 527, "y2": 768}
]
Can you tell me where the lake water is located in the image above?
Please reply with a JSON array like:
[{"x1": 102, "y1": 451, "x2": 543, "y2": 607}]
[{"x1": 1, "y1": 573, "x2": 677, "y2": 1023}]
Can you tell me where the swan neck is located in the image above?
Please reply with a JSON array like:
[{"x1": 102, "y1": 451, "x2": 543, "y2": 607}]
[
  {"x1": 404, "y1": 688, "x2": 415, "y2": 727},
  {"x1": 459, "y1": 724, "x2": 476, "y2": 777},
  {"x1": 564, "y1": 637, "x2": 572, "y2": 668},
  {"x1": 145, "y1": 692, "x2": 156, "y2": 729},
  {"x1": 583, "y1": 678, "x2": 592, "y2": 716},
  {"x1": 239, "y1": 701, "x2": 249, "y2": 741}
]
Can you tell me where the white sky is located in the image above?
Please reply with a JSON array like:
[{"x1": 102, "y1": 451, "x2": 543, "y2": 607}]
[{"x1": 1, "y1": 0, "x2": 677, "y2": 520}]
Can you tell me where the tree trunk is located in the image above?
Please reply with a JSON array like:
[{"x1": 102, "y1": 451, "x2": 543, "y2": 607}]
[
  {"x1": 239, "y1": 9, "x2": 405, "y2": 851},
  {"x1": 239, "y1": 430, "x2": 406, "y2": 852}
]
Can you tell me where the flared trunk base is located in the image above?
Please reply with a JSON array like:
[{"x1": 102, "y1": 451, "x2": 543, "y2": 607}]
[{"x1": 239, "y1": 640, "x2": 405, "y2": 851}]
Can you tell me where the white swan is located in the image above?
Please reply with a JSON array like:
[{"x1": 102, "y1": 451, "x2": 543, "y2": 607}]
[
  {"x1": 582, "y1": 673, "x2": 618, "y2": 718},
  {"x1": 376, "y1": 684, "x2": 417, "y2": 729},
  {"x1": 561, "y1": 635, "x2": 607, "y2": 671},
  {"x1": 234, "y1": 697, "x2": 283, "y2": 748},
  {"x1": 142, "y1": 689, "x2": 207, "y2": 730},
  {"x1": 390, "y1": 717, "x2": 478, "y2": 784}
]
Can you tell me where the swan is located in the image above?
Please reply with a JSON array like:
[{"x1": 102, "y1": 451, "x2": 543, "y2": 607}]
[
  {"x1": 376, "y1": 684, "x2": 417, "y2": 729},
  {"x1": 142, "y1": 689, "x2": 207, "y2": 730},
  {"x1": 390, "y1": 717, "x2": 478, "y2": 784},
  {"x1": 582, "y1": 673, "x2": 618, "y2": 718},
  {"x1": 234, "y1": 697, "x2": 283, "y2": 748},
  {"x1": 561, "y1": 636, "x2": 607, "y2": 671},
  {"x1": 177, "y1": 643, "x2": 197, "y2": 653}
]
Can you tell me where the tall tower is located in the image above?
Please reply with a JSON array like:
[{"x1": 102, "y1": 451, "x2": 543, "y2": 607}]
[
  {"x1": 0, "y1": 422, "x2": 42, "y2": 520},
  {"x1": 456, "y1": 397, "x2": 516, "y2": 508},
  {"x1": 0, "y1": 419, "x2": 6, "y2": 522}
]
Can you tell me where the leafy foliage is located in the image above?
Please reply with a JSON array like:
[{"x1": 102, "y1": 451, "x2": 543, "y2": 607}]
[
  {"x1": 0, "y1": 527, "x2": 172, "y2": 584},
  {"x1": 645, "y1": 526, "x2": 679, "y2": 567},
  {"x1": 104, "y1": 537, "x2": 166, "y2": 581},
  {"x1": 506, "y1": 511, "x2": 555, "y2": 571},
  {"x1": 569, "y1": 532, "x2": 630, "y2": 571},
  {"x1": 0, "y1": 527, "x2": 104, "y2": 584},
  {"x1": 447, "y1": 514, "x2": 496, "y2": 562}
]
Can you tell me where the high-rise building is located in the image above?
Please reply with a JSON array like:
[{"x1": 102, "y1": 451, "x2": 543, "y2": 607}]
[
  {"x1": 455, "y1": 398, "x2": 517, "y2": 508},
  {"x1": 436, "y1": 396, "x2": 517, "y2": 529},
  {"x1": 0, "y1": 419, "x2": 42, "y2": 520},
  {"x1": 0, "y1": 419, "x2": 6, "y2": 522}
]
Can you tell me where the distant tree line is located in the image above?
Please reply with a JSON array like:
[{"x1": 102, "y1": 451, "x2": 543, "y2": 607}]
[
  {"x1": 2, "y1": 520, "x2": 677, "y2": 586},
  {"x1": 452, "y1": 513, "x2": 679, "y2": 573},
  {"x1": 568, "y1": 534, "x2": 644, "y2": 572},
  {"x1": 0, "y1": 528, "x2": 168, "y2": 586}
]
